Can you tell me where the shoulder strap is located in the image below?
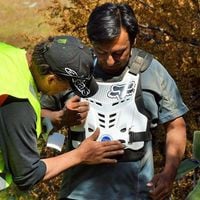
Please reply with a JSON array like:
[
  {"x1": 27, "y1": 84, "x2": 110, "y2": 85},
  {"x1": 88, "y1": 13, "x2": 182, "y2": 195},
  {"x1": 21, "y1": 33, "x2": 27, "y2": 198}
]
[
  {"x1": 128, "y1": 48, "x2": 153, "y2": 75},
  {"x1": 128, "y1": 49, "x2": 154, "y2": 137}
]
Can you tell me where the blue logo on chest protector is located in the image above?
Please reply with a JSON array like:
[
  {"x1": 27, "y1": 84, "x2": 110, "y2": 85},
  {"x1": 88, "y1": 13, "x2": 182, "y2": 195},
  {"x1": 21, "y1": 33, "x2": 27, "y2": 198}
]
[{"x1": 100, "y1": 135, "x2": 112, "y2": 141}]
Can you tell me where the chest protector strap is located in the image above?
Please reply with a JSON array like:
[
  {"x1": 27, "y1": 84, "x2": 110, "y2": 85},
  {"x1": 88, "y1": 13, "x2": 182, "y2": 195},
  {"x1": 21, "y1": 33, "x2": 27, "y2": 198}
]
[
  {"x1": 128, "y1": 48, "x2": 153, "y2": 74},
  {"x1": 128, "y1": 48, "x2": 153, "y2": 145}
]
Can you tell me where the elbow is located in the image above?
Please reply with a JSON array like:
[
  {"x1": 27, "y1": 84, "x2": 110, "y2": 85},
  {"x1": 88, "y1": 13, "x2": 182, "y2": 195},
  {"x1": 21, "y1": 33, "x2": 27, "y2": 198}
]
[
  {"x1": 13, "y1": 178, "x2": 36, "y2": 191},
  {"x1": 12, "y1": 161, "x2": 46, "y2": 191},
  {"x1": 13, "y1": 173, "x2": 42, "y2": 191}
]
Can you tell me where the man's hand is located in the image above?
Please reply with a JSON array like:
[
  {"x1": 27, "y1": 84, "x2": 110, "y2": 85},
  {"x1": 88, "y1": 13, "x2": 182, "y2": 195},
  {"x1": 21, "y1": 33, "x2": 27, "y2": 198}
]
[
  {"x1": 147, "y1": 117, "x2": 186, "y2": 200},
  {"x1": 62, "y1": 95, "x2": 89, "y2": 127},
  {"x1": 147, "y1": 170, "x2": 175, "y2": 200},
  {"x1": 41, "y1": 96, "x2": 89, "y2": 130},
  {"x1": 77, "y1": 128, "x2": 125, "y2": 164}
]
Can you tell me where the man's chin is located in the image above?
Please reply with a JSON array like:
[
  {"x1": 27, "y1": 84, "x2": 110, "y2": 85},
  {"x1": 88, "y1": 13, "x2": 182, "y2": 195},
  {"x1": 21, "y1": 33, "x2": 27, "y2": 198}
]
[{"x1": 103, "y1": 67, "x2": 124, "y2": 75}]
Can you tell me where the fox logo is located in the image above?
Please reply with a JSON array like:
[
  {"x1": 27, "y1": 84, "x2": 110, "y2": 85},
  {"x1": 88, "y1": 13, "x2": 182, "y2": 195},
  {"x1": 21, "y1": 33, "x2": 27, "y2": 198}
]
[{"x1": 108, "y1": 81, "x2": 136, "y2": 100}]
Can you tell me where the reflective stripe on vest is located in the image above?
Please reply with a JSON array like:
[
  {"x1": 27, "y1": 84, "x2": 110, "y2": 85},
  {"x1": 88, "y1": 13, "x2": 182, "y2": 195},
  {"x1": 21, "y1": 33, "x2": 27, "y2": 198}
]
[{"x1": 0, "y1": 42, "x2": 41, "y2": 190}]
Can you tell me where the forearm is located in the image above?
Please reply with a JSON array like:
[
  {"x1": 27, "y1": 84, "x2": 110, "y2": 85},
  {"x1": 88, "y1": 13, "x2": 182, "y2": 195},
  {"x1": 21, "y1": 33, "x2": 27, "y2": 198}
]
[
  {"x1": 164, "y1": 117, "x2": 187, "y2": 177},
  {"x1": 42, "y1": 129, "x2": 125, "y2": 180},
  {"x1": 42, "y1": 149, "x2": 82, "y2": 180}
]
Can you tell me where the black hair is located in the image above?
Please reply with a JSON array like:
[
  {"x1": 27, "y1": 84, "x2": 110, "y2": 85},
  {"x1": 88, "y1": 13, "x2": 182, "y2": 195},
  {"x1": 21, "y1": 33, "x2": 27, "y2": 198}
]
[
  {"x1": 31, "y1": 37, "x2": 54, "y2": 75},
  {"x1": 87, "y1": 3, "x2": 139, "y2": 44}
]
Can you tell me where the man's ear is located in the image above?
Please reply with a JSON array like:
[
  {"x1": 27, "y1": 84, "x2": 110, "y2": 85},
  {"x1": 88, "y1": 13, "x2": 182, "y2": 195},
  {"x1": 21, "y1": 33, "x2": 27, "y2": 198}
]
[
  {"x1": 47, "y1": 74, "x2": 57, "y2": 85},
  {"x1": 131, "y1": 38, "x2": 137, "y2": 47}
]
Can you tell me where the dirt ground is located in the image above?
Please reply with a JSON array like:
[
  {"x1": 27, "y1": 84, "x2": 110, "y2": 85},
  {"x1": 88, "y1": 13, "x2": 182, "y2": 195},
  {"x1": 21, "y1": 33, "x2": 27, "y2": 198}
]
[{"x1": 0, "y1": 0, "x2": 53, "y2": 47}]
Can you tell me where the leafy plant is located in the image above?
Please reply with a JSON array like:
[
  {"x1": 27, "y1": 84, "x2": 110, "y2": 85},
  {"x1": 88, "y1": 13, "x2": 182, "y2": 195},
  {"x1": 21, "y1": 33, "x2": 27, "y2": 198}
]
[{"x1": 176, "y1": 131, "x2": 200, "y2": 199}]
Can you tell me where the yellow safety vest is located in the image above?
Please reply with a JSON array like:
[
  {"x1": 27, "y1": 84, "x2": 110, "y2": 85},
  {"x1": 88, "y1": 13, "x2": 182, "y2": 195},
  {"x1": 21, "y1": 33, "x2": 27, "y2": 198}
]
[{"x1": 0, "y1": 42, "x2": 41, "y2": 190}]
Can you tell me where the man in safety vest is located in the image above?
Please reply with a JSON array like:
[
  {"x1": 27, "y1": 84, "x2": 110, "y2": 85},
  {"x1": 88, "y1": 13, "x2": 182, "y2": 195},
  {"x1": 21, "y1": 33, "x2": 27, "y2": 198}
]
[{"x1": 0, "y1": 35, "x2": 124, "y2": 191}]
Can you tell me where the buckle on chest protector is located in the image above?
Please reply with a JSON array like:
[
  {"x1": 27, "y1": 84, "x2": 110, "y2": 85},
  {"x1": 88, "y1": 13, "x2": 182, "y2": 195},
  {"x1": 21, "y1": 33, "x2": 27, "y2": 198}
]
[
  {"x1": 129, "y1": 131, "x2": 152, "y2": 143},
  {"x1": 114, "y1": 131, "x2": 152, "y2": 162}
]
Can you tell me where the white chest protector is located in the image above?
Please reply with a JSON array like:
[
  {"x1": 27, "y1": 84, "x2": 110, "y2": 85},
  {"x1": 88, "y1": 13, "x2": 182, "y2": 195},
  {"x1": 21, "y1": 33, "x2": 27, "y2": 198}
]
[{"x1": 69, "y1": 48, "x2": 153, "y2": 161}]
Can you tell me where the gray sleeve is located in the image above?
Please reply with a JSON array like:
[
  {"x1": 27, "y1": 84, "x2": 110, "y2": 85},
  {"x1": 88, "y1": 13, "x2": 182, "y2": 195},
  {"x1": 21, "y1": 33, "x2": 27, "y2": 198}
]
[
  {"x1": 141, "y1": 59, "x2": 189, "y2": 124},
  {"x1": 40, "y1": 94, "x2": 59, "y2": 110},
  {"x1": 0, "y1": 98, "x2": 46, "y2": 190},
  {"x1": 40, "y1": 90, "x2": 74, "y2": 110}
]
